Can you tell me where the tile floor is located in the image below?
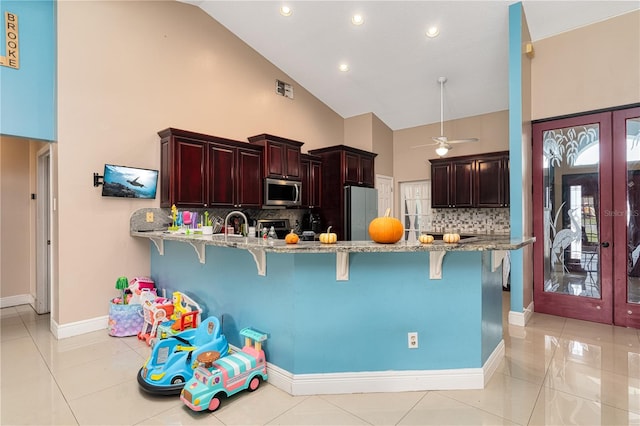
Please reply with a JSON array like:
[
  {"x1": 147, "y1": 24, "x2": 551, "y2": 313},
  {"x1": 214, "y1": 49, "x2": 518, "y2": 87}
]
[{"x1": 1, "y1": 294, "x2": 639, "y2": 425}]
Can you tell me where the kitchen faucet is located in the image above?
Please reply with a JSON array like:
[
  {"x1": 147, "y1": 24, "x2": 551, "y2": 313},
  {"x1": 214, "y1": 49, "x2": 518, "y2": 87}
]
[{"x1": 224, "y1": 211, "x2": 248, "y2": 241}]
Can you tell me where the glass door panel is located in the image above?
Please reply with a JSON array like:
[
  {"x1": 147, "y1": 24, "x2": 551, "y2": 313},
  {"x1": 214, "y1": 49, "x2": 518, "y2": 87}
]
[{"x1": 613, "y1": 107, "x2": 640, "y2": 328}]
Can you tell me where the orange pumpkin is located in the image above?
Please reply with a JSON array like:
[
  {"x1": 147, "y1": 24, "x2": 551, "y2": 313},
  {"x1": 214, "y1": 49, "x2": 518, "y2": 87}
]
[
  {"x1": 285, "y1": 230, "x2": 299, "y2": 244},
  {"x1": 368, "y1": 208, "x2": 404, "y2": 244}
]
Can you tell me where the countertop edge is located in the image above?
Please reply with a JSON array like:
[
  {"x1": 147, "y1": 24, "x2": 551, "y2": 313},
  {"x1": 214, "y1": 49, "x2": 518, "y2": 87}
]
[{"x1": 131, "y1": 231, "x2": 535, "y2": 253}]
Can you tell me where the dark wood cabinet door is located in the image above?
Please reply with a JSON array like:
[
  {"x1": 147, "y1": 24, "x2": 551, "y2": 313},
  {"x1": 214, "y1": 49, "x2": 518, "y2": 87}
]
[
  {"x1": 475, "y1": 154, "x2": 510, "y2": 207},
  {"x1": 285, "y1": 145, "x2": 301, "y2": 178},
  {"x1": 160, "y1": 140, "x2": 170, "y2": 207},
  {"x1": 300, "y1": 158, "x2": 311, "y2": 207},
  {"x1": 208, "y1": 143, "x2": 235, "y2": 206},
  {"x1": 236, "y1": 148, "x2": 262, "y2": 207},
  {"x1": 265, "y1": 143, "x2": 285, "y2": 178},
  {"x1": 431, "y1": 163, "x2": 451, "y2": 207},
  {"x1": 344, "y1": 152, "x2": 361, "y2": 185},
  {"x1": 175, "y1": 139, "x2": 207, "y2": 207},
  {"x1": 310, "y1": 160, "x2": 322, "y2": 207},
  {"x1": 452, "y1": 160, "x2": 474, "y2": 207},
  {"x1": 503, "y1": 157, "x2": 510, "y2": 207},
  {"x1": 360, "y1": 155, "x2": 375, "y2": 187}
]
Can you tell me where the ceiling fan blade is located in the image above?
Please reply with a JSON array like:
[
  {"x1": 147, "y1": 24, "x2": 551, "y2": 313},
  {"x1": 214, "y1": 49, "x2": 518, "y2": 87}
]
[
  {"x1": 447, "y1": 137, "x2": 479, "y2": 144},
  {"x1": 410, "y1": 141, "x2": 439, "y2": 149}
]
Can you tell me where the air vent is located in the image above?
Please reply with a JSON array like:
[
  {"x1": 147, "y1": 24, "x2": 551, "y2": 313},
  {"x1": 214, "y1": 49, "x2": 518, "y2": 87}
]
[{"x1": 275, "y1": 79, "x2": 294, "y2": 99}]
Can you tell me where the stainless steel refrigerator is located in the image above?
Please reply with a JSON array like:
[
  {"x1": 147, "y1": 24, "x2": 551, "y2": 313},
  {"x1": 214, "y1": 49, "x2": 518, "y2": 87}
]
[{"x1": 344, "y1": 186, "x2": 378, "y2": 241}]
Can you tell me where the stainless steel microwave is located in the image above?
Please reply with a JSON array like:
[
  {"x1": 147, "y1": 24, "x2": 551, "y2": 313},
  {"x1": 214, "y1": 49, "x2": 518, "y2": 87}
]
[{"x1": 264, "y1": 178, "x2": 302, "y2": 206}]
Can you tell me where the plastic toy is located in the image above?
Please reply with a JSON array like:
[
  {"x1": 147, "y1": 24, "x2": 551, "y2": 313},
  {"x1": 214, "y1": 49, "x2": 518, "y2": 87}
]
[
  {"x1": 156, "y1": 292, "x2": 202, "y2": 340},
  {"x1": 137, "y1": 291, "x2": 201, "y2": 345},
  {"x1": 137, "y1": 316, "x2": 229, "y2": 395},
  {"x1": 137, "y1": 297, "x2": 174, "y2": 345},
  {"x1": 180, "y1": 327, "x2": 268, "y2": 412}
]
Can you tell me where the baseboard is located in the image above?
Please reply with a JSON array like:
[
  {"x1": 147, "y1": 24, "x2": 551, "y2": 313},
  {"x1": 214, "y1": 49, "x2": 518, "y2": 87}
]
[
  {"x1": 266, "y1": 341, "x2": 504, "y2": 396},
  {"x1": 0, "y1": 294, "x2": 34, "y2": 309},
  {"x1": 483, "y1": 340, "x2": 505, "y2": 386},
  {"x1": 52, "y1": 315, "x2": 109, "y2": 340},
  {"x1": 508, "y1": 301, "x2": 534, "y2": 327}
]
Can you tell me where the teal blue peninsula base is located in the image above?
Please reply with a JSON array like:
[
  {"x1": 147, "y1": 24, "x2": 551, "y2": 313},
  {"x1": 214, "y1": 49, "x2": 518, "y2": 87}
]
[{"x1": 150, "y1": 240, "x2": 509, "y2": 395}]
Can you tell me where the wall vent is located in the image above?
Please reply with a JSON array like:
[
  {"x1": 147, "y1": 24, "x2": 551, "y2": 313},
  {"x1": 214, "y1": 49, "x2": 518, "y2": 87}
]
[{"x1": 275, "y1": 79, "x2": 294, "y2": 99}]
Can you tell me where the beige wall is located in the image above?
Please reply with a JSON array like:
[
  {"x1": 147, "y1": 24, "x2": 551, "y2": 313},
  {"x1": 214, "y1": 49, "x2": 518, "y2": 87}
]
[
  {"x1": 56, "y1": 1, "x2": 344, "y2": 325},
  {"x1": 531, "y1": 10, "x2": 640, "y2": 120},
  {"x1": 344, "y1": 113, "x2": 373, "y2": 152},
  {"x1": 344, "y1": 112, "x2": 394, "y2": 178},
  {"x1": 372, "y1": 114, "x2": 393, "y2": 177},
  {"x1": 0, "y1": 136, "x2": 44, "y2": 302}
]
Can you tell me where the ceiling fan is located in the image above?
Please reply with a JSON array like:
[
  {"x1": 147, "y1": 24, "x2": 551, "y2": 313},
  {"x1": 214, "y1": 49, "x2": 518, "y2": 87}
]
[{"x1": 412, "y1": 76, "x2": 479, "y2": 156}]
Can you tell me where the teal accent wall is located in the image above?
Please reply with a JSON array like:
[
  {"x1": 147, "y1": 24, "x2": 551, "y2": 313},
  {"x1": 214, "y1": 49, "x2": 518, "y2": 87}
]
[
  {"x1": 508, "y1": 2, "x2": 524, "y2": 313},
  {"x1": 0, "y1": 0, "x2": 56, "y2": 141},
  {"x1": 151, "y1": 242, "x2": 503, "y2": 374}
]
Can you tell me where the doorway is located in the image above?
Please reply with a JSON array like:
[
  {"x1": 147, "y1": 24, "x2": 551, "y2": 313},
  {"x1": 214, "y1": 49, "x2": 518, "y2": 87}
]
[
  {"x1": 36, "y1": 146, "x2": 51, "y2": 314},
  {"x1": 532, "y1": 106, "x2": 640, "y2": 327}
]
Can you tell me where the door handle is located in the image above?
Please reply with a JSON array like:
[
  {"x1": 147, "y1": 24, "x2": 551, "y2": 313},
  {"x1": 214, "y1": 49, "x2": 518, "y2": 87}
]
[{"x1": 600, "y1": 241, "x2": 610, "y2": 248}]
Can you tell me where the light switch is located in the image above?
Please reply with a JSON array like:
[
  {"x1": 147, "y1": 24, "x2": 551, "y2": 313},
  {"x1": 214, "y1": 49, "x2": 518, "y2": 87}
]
[{"x1": 146, "y1": 212, "x2": 154, "y2": 222}]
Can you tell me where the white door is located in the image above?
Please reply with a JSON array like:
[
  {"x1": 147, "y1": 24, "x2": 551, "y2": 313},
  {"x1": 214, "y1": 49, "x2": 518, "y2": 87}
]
[
  {"x1": 376, "y1": 174, "x2": 393, "y2": 217},
  {"x1": 36, "y1": 146, "x2": 51, "y2": 314}
]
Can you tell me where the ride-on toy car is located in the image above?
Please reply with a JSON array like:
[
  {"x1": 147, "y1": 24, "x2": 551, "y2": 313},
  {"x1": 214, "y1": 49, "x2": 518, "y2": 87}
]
[
  {"x1": 137, "y1": 316, "x2": 228, "y2": 395},
  {"x1": 180, "y1": 327, "x2": 268, "y2": 412}
]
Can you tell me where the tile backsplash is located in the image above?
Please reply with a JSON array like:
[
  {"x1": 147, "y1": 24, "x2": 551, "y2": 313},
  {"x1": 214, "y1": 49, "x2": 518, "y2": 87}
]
[{"x1": 430, "y1": 207, "x2": 510, "y2": 235}]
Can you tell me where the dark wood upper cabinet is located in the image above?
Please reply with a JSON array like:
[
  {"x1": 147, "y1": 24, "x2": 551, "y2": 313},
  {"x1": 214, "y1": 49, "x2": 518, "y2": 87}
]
[
  {"x1": 300, "y1": 154, "x2": 322, "y2": 209},
  {"x1": 343, "y1": 150, "x2": 375, "y2": 187},
  {"x1": 159, "y1": 128, "x2": 262, "y2": 208},
  {"x1": 430, "y1": 151, "x2": 509, "y2": 208},
  {"x1": 308, "y1": 145, "x2": 377, "y2": 239},
  {"x1": 248, "y1": 134, "x2": 303, "y2": 180}
]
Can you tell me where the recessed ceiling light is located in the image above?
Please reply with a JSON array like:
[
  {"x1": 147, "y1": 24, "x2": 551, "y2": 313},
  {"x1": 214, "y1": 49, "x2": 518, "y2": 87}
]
[
  {"x1": 351, "y1": 14, "x2": 364, "y2": 25},
  {"x1": 280, "y1": 6, "x2": 292, "y2": 17},
  {"x1": 426, "y1": 26, "x2": 440, "y2": 38},
  {"x1": 339, "y1": 63, "x2": 350, "y2": 72}
]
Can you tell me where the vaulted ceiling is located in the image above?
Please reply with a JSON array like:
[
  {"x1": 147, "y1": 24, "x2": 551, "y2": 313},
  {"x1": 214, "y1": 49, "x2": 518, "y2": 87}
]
[{"x1": 182, "y1": 1, "x2": 639, "y2": 130}]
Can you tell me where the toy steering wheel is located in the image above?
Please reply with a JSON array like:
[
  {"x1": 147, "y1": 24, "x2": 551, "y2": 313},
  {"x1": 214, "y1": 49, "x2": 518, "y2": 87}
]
[{"x1": 196, "y1": 351, "x2": 220, "y2": 368}]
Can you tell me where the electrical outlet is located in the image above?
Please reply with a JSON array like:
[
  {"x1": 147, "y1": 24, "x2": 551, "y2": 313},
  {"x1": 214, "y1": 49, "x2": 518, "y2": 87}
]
[
  {"x1": 408, "y1": 332, "x2": 418, "y2": 349},
  {"x1": 146, "y1": 212, "x2": 154, "y2": 223}
]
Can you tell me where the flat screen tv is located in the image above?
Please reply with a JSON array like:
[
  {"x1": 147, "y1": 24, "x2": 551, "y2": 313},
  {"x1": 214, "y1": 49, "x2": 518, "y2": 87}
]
[{"x1": 101, "y1": 164, "x2": 158, "y2": 199}]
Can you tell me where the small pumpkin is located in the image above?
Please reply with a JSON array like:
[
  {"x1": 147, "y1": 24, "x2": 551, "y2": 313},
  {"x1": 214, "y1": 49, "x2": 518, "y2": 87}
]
[
  {"x1": 285, "y1": 229, "x2": 299, "y2": 244},
  {"x1": 419, "y1": 234, "x2": 435, "y2": 244},
  {"x1": 368, "y1": 208, "x2": 404, "y2": 244},
  {"x1": 319, "y1": 226, "x2": 337, "y2": 244},
  {"x1": 443, "y1": 233, "x2": 461, "y2": 243}
]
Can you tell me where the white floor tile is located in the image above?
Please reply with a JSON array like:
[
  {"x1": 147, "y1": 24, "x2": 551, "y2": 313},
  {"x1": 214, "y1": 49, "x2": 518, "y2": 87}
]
[{"x1": 2, "y1": 301, "x2": 638, "y2": 425}]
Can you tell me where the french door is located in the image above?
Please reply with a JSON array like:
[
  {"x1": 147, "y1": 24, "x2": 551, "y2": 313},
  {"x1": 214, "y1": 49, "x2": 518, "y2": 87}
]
[{"x1": 532, "y1": 106, "x2": 640, "y2": 327}]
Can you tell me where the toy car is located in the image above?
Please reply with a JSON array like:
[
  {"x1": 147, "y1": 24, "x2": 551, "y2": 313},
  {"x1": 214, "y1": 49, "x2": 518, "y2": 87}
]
[
  {"x1": 137, "y1": 316, "x2": 228, "y2": 395},
  {"x1": 181, "y1": 327, "x2": 268, "y2": 412}
]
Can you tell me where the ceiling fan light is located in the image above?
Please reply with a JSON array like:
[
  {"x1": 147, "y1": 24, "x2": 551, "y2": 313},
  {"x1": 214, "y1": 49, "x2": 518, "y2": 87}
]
[
  {"x1": 435, "y1": 145, "x2": 449, "y2": 156},
  {"x1": 426, "y1": 26, "x2": 440, "y2": 38}
]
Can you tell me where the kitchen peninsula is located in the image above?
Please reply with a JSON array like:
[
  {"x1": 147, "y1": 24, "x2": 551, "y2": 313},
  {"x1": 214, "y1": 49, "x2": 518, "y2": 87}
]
[{"x1": 132, "y1": 210, "x2": 534, "y2": 395}]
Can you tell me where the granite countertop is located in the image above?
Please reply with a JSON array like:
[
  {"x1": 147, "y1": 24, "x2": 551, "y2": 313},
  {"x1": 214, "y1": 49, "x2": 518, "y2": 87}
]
[{"x1": 131, "y1": 230, "x2": 534, "y2": 253}]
